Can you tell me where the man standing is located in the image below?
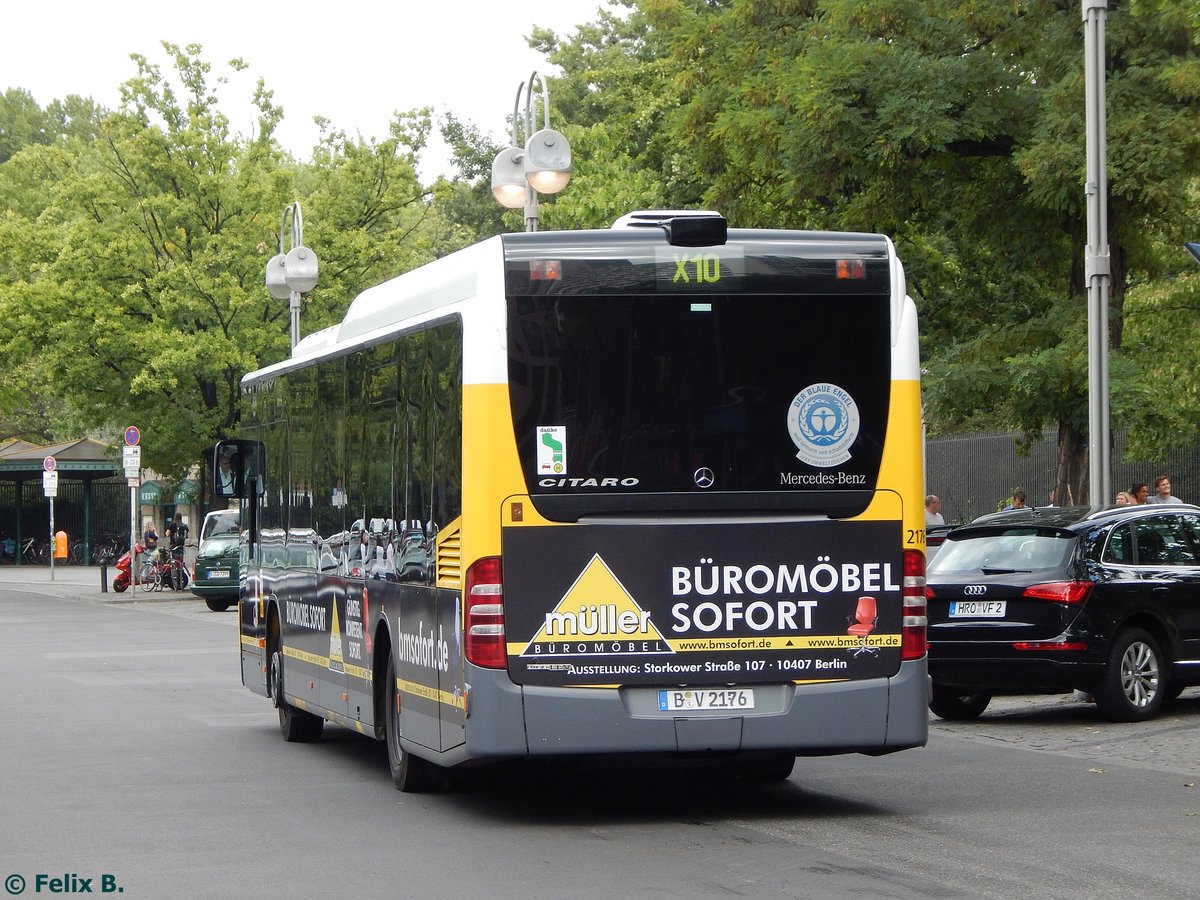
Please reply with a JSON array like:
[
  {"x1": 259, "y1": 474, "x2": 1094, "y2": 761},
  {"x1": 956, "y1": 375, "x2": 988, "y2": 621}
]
[
  {"x1": 165, "y1": 513, "x2": 189, "y2": 590},
  {"x1": 1145, "y1": 475, "x2": 1181, "y2": 504},
  {"x1": 925, "y1": 494, "x2": 945, "y2": 526}
]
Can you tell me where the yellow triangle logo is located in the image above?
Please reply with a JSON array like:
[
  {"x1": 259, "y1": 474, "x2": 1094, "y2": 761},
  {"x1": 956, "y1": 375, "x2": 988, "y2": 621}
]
[
  {"x1": 520, "y1": 554, "x2": 672, "y2": 657},
  {"x1": 329, "y1": 601, "x2": 344, "y2": 672}
]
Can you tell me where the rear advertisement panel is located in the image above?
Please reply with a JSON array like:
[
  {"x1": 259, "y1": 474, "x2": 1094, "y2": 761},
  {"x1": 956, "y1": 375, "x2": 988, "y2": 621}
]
[{"x1": 502, "y1": 520, "x2": 903, "y2": 687}]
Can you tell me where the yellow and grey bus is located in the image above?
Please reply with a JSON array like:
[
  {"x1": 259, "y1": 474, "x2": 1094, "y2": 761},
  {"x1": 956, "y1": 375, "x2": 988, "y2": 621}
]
[{"x1": 225, "y1": 212, "x2": 929, "y2": 791}]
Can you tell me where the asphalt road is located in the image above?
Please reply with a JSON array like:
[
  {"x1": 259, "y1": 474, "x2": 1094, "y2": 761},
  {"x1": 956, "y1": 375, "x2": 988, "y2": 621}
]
[{"x1": 1, "y1": 567, "x2": 1197, "y2": 899}]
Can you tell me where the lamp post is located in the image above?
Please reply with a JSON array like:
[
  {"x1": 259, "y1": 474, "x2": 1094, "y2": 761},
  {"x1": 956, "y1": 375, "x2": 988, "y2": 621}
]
[
  {"x1": 491, "y1": 71, "x2": 572, "y2": 232},
  {"x1": 265, "y1": 201, "x2": 318, "y2": 350},
  {"x1": 1083, "y1": 0, "x2": 1111, "y2": 506}
]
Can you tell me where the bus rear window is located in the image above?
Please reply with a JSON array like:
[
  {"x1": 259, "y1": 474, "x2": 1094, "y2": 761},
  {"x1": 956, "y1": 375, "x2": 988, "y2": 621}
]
[{"x1": 506, "y1": 292, "x2": 891, "y2": 517}]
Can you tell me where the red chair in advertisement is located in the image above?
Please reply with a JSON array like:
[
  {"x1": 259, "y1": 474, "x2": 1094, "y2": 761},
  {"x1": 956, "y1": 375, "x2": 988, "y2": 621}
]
[{"x1": 847, "y1": 595, "x2": 878, "y2": 657}]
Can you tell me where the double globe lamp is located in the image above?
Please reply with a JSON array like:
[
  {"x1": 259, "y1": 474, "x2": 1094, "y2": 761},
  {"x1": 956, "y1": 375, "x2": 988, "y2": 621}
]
[{"x1": 491, "y1": 72, "x2": 572, "y2": 232}]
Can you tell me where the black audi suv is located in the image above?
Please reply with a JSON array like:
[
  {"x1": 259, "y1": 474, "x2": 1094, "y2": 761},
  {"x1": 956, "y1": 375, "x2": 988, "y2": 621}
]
[{"x1": 926, "y1": 504, "x2": 1200, "y2": 722}]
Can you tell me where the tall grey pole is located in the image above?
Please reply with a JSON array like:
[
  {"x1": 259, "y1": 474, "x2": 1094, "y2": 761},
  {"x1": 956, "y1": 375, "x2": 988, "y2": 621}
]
[{"x1": 1084, "y1": 0, "x2": 1111, "y2": 506}]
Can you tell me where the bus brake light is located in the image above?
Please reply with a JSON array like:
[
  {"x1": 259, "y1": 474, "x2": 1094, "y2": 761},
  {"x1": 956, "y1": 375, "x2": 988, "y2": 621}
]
[
  {"x1": 901, "y1": 549, "x2": 927, "y2": 660},
  {"x1": 465, "y1": 557, "x2": 507, "y2": 669},
  {"x1": 836, "y1": 258, "x2": 866, "y2": 279},
  {"x1": 529, "y1": 260, "x2": 561, "y2": 280}
]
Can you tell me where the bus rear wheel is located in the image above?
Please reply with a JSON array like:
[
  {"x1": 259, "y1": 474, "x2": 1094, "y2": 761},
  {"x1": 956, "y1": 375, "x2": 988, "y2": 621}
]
[
  {"x1": 385, "y1": 655, "x2": 431, "y2": 792},
  {"x1": 269, "y1": 650, "x2": 323, "y2": 743}
]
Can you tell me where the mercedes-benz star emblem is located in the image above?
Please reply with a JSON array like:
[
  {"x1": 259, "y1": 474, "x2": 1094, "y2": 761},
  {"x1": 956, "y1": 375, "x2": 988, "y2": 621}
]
[{"x1": 694, "y1": 467, "x2": 715, "y2": 489}]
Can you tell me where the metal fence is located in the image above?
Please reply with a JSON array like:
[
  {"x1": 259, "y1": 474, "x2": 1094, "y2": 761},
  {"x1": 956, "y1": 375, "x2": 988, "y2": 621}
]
[
  {"x1": 926, "y1": 430, "x2": 1200, "y2": 524},
  {"x1": 0, "y1": 477, "x2": 131, "y2": 561}
]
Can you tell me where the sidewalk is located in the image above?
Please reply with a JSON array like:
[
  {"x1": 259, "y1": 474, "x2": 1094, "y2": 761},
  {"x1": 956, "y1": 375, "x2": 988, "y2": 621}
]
[{"x1": 0, "y1": 564, "x2": 193, "y2": 602}]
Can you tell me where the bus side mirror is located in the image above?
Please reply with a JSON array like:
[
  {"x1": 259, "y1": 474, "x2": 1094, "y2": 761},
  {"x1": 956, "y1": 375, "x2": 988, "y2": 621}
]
[{"x1": 212, "y1": 440, "x2": 265, "y2": 499}]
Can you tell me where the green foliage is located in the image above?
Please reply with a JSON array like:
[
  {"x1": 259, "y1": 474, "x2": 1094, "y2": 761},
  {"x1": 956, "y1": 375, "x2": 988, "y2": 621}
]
[
  {"x1": 0, "y1": 43, "x2": 456, "y2": 478},
  {"x1": 1, "y1": 4, "x2": 1198, "y2": 492}
]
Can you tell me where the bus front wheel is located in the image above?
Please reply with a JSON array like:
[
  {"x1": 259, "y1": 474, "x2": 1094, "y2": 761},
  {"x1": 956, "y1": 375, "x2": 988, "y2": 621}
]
[{"x1": 385, "y1": 655, "x2": 431, "y2": 792}]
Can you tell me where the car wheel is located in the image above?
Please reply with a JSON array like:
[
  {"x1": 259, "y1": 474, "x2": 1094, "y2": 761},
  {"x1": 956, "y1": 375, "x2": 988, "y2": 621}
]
[
  {"x1": 269, "y1": 649, "x2": 323, "y2": 742},
  {"x1": 929, "y1": 684, "x2": 992, "y2": 721},
  {"x1": 204, "y1": 598, "x2": 233, "y2": 612},
  {"x1": 385, "y1": 655, "x2": 431, "y2": 792},
  {"x1": 1094, "y1": 627, "x2": 1165, "y2": 722}
]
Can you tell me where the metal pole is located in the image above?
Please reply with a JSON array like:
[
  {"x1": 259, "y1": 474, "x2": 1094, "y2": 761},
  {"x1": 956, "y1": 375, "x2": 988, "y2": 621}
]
[
  {"x1": 130, "y1": 484, "x2": 138, "y2": 597},
  {"x1": 1084, "y1": 0, "x2": 1111, "y2": 506},
  {"x1": 290, "y1": 291, "x2": 301, "y2": 350},
  {"x1": 49, "y1": 496, "x2": 55, "y2": 581}
]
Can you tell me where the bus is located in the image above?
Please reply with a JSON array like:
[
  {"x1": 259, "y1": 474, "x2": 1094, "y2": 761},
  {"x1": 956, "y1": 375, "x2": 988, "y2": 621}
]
[{"x1": 222, "y1": 211, "x2": 929, "y2": 791}]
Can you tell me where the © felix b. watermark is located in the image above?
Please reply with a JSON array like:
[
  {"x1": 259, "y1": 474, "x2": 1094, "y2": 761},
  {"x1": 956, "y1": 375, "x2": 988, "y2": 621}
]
[{"x1": 5, "y1": 873, "x2": 124, "y2": 895}]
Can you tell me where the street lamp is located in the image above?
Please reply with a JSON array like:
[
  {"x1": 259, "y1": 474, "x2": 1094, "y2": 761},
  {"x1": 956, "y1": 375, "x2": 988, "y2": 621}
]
[
  {"x1": 491, "y1": 71, "x2": 572, "y2": 232},
  {"x1": 265, "y1": 201, "x2": 318, "y2": 350}
]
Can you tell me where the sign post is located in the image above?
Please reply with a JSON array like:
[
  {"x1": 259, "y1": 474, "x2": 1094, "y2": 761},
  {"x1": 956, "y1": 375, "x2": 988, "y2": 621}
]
[
  {"x1": 43, "y1": 456, "x2": 57, "y2": 582},
  {"x1": 124, "y1": 427, "x2": 141, "y2": 596}
]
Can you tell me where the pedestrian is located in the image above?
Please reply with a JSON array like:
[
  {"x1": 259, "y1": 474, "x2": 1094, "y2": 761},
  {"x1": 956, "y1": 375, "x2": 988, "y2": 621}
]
[
  {"x1": 1130, "y1": 483, "x2": 1149, "y2": 504},
  {"x1": 165, "y1": 512, "x2": 189, "y2": 560},
  {"x1": 142, "y1": 519, "x2": 160, "y2": 567},
  {"x1": 925, "y1": 494, "x2": 945, "y2": 526},
  {"x1": 1145, "y1": 475, "x2": 1180, "y2": 504},
  {"x1": 1115, "y1": 491, "x2": 1134, "y2": 506},
  {"x1": 1003, "y1": 489, "x2": 1027, "y2": 511}
]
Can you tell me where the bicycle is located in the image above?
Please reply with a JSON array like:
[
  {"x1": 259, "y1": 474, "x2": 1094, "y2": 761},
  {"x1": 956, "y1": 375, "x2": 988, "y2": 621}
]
[
  {"x1": 20, "y1": 536, "x2": 49, "y2": 565},
  {"x1": 137, "y1": 548, "x2": 171, "y2": 591},
  {"x1": 166, "y1": 546, "x2": 192, "y2": 591},
  {"x1": 92, "y1": 534, "x2": 128, "y2": 566}
]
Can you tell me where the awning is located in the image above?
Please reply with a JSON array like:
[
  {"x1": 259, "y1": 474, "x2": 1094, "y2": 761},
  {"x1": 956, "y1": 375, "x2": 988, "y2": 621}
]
[
  {"x1": 139, "y1": 481, "x2": 162, "y2": 505},
  {"x1": 173, "y1": 479, "x2": 198, "y2": 503}
]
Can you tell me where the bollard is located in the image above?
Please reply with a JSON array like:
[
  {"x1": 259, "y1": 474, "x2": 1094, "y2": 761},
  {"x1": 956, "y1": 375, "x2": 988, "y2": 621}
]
[{"x1": 100, "y1": 563, "x2": 108, "y2": 593}]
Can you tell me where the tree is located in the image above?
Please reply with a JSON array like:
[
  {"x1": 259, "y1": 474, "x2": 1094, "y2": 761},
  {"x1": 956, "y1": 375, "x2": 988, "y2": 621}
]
[
  {"x1": 630, "y1": 0, "x2": 1200, "y2": 502},
  {"x1": 0, "y1": 44, "x2": 451, "y2": 478}
]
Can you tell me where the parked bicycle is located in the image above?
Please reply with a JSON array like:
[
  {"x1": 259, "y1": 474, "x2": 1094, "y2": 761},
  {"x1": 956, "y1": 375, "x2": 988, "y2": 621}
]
[
  {"x1": 137, "y1": 546, "x2": 191, "y2": 591},
  {"x1": 20, "y1": 536, "x2": 50, "y2": 565},
  {"x1": 92, "y1": 534, "x2": 129, "y2": 566}
]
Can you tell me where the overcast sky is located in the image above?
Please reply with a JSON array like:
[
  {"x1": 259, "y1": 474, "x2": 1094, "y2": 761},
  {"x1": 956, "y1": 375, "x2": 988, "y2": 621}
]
[{"x1": 0, "y1": 0, "x2": 613, "y2": 179}]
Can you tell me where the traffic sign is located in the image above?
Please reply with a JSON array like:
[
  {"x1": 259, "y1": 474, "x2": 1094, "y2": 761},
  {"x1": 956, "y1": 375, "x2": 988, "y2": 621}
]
[
  {"x1": 43, "y1": 456, "x2": 56, "y2": 472},
  {"x1": 122, "y1": 445, "x2": 141, "y2": 477},
  {"x1": 124, "y1": 426, "x2": 141, "y2": 446},
  {"x1": 43, "y1": 470, "x2": 58, "y2": 497}
]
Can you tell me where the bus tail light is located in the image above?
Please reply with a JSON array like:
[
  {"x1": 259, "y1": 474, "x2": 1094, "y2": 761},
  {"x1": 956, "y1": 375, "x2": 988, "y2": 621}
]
[
  {"x1": 1022, "y1": 581, "x2": 1093, "y2": 604},
  {"x1": 465, "y1": 556, "x2": 507, "y2": 669},
  {"x1": 902, "y1": 549, "x2": 927, "y2": 660}
]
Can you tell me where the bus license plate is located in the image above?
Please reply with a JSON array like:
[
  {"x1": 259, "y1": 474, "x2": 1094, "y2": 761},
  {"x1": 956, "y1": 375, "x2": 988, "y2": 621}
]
[
  {"x1": 658, "y1": 688, "x2": 755, "y2": 711},
  {"x1": 950, "y1": 600, "x2": 1006, "y2": 618}
]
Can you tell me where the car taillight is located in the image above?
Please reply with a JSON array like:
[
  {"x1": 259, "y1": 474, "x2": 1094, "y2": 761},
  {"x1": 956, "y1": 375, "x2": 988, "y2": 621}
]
[
  {"x1": 1013, "y1": 641, "x2": 1088, "y2": 651},
  {"x1": 464, "y1": 556, "x2": 506, "y2": 669},
  {"x1": 902, "y1": 549, "x2": 927, "y2": 660},
  {"x1": 1022, "y1": 581, "x2": 1093, "y2": 604}
]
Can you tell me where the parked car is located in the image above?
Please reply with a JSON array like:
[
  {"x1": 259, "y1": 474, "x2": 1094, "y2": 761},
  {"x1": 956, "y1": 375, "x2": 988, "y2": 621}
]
[
  {"x1": 191, "y1": 508, "x2": 241, "y2": 612},
  {"x1": 926, "y1": 504, "x2": 1200, "y2": 722}
]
